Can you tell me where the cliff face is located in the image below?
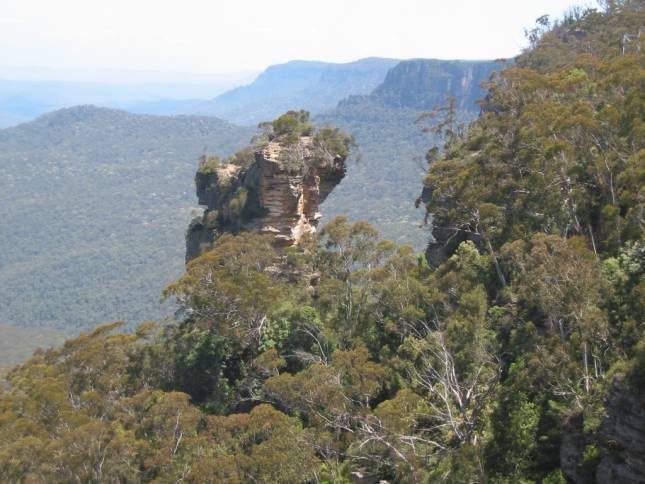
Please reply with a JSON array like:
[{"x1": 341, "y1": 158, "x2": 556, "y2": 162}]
[
  {"x1": 194, "y1": 58, "x2": 399, "y2": 125},
  {"x1": 558, "y1": 377, "x2": 645, "y2": 483},
  {"x1": 595, "y1": 380, "x2": 645, "y2": 483},
  {"x1": 187, "y1": 135, "x2": 346, "y2": 261},
  {"x1": 339, "y1": 58, "x2": 500, "y2": 112}
]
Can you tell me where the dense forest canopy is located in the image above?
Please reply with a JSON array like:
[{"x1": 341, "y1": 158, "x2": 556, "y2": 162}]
[
  {"x1": 0, "y1": 107, "x2": 254, "y2": 333},
  {"x1": 1, "y1": 1, "x2": 644, "y2": 482}
]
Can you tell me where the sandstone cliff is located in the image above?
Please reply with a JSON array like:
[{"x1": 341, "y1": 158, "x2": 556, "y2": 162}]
[{"x1": 186, "y1": 122, "x2": 349, "y2": 261}]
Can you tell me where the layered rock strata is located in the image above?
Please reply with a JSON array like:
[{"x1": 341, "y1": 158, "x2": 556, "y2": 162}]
[{"x1": 186, "y1": 135, "x2": 346, "y2": 261}]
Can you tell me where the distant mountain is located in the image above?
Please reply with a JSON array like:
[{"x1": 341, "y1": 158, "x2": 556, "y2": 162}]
[
  {"x1": 0, "y1": 106, "x2": 254, "y2": 331},
  {"x1": 317, "y1": 58, "x2": 501, "y2": 248},
  {"x1": 194, "y1": 58, "x2": 400, "y2": 125},
  {"x1": 368, "y1": 59, "x2": 499, "y2": 110},
  {"x1": 0, "y1": 79, "x2": 238, "y2": 128}
]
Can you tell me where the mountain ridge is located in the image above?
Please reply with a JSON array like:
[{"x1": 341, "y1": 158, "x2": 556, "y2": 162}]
[
  {"x1": 193, "y1": 57, "x2": 401, "y2": 125},
  {"x1": 0, "y1": 78, "x2": 244, "y2": 128}
]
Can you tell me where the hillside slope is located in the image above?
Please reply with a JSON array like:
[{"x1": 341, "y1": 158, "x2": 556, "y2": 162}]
[
  {"x1": 0, "y1": 106, "x2": 253, "y2": 331},
  {"x1": 419, "y1": 3, "x2": 645, "y2": 480}
]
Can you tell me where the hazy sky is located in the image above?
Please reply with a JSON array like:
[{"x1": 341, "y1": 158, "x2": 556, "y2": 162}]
[{"x1": 1, "y1": 0, "x2": 595, "y2": 80}]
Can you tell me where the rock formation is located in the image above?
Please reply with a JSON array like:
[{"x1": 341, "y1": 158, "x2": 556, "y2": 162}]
[
  {"x1": 595, "y1": 378, "x2": 645, "y2": 483},
  {"x1": 558, "y1": 376, "x2": 645, "y2": 483},
  {"x1": 186, "y1": 133, "x2": 347, "y2": 261},
  {"x1": 418, "y1": 183, "x2": 482, "y2": 267},
  {"x1": 339, "y1": 58, "x2": 500, "y2": 112}
]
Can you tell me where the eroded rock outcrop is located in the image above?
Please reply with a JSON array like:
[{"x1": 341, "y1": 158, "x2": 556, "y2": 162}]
[{"x1": 187, "y1": 127, "x2": 348, "y2": 261}]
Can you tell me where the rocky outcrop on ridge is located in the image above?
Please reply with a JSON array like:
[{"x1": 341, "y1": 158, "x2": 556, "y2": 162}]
[{"x1": 186, "y1": 122, "x2": 350, "y2": 261}]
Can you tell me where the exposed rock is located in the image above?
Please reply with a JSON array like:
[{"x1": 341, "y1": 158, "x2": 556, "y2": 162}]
[
  {"x1": 364, "y1": 58, "x2": 499, "y2": 111},
  {"x1": 595, "y1": 378, "x2": 645, "y2": 483},
  {"x1": 186, "y1": 134, "x2": 347, "y2": 261},
  {"x1": 419, "y1": 182, "x2": 481, "y2": 267},
  {"x1": 560, "y1": 413, "x2": 596, "y2": 484},
  {"x1": 558, "y1": 377, "x2": 645, "y2": 484}
]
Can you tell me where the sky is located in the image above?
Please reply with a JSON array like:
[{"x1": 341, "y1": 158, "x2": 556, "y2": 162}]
[{"x1": 1, "y1": 0, "x2": 597, "y2": 82}]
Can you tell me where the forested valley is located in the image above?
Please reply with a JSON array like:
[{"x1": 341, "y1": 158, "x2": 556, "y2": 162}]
[{"x1": 1, "y1": 1, "x2": 643, "y2": 482}]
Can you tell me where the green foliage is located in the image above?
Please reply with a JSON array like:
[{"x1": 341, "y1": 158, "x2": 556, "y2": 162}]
[
  {"x1": 542, "y1": 469, "x2": 568, "y2": 484},
  {"x1": 270, "y1": 110, "x2": 314, "y2": 138},
  {"x1": 1, "y1": 3, "x2": 644, "y2": 482},
  {"x1": 197, "y1": 154, "x2": 223, "y2": 174},
  {"x1": 0, "y1": 216, "x2": 494, "y2": 481},
  {"x1": 418, "y1": 2, "x2": 645, "y2": 481},
  {"x1": 0, "y1": 106, "x2": 254, "y2": 339},
  {"x1": 423, "y1": 14, "x2": 644, "y2": 256},
  {"x1": 489, "y1": 388, "x2": 541, "y2": 479},
  {"x1": 313, "y1": 126, "x2": 355, "y2": 159}
]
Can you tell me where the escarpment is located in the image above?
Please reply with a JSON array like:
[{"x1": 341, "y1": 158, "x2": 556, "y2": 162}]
[{"x1": 186, "y1": 112, "x2": 351, "y2": 261}]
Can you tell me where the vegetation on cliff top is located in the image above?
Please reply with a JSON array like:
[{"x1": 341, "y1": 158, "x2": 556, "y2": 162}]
[
  {"x1": 197, "y1": 110, "x2": 354, "y2": 175},
  {"x1": 1, "y1": 2, "x2": 644, "y2": 482},
  {"x1": 188, "y1": 112, "x2": 354, "y2": 260}
]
